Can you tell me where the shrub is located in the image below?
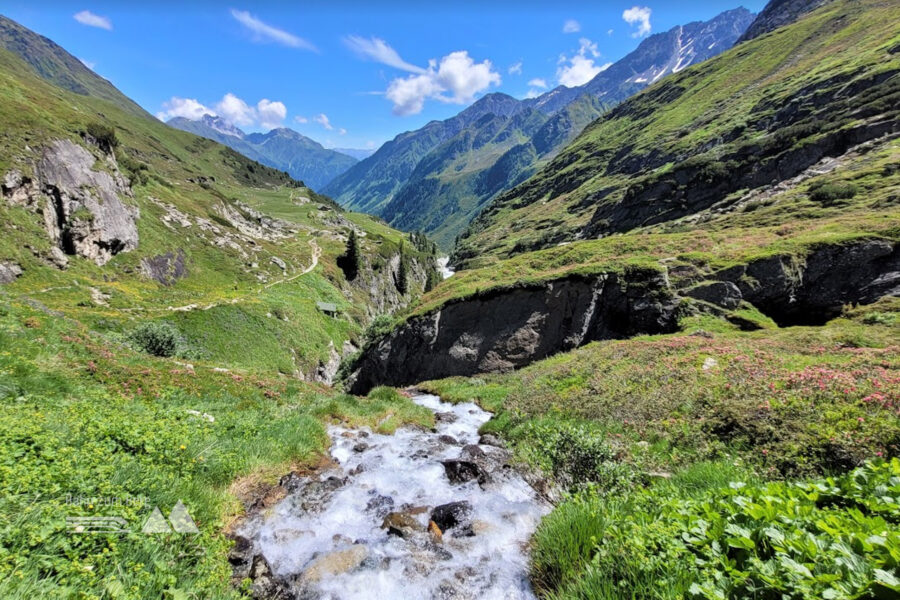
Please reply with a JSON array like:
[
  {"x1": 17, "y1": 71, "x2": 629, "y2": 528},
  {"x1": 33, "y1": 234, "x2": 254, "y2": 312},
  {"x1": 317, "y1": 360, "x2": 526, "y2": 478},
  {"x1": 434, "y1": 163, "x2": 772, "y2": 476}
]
[
  {"x1": 129, "y1": 321, "x2": 183, "y2": 357},
  {"x1": 527, "y1": 423, "x2": 634, "y2": 492},
  {"x1": 84, "y1": 122, "x2": 119, "y2": 153},
  {"x1": 809, "y1": 181, "x2": 858, "y2": 204}
]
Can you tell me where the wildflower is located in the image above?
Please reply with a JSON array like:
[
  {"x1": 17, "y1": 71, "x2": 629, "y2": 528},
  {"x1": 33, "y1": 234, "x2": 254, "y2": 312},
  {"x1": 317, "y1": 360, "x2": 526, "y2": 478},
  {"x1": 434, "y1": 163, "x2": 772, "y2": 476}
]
[{"x1": 179, "y1": 444, "x2": 186, "y2": 450}]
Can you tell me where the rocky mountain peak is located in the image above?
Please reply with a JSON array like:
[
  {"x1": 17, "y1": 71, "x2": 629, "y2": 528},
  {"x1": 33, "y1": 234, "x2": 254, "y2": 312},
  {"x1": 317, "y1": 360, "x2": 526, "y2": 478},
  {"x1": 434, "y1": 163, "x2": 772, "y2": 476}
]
[{"x1": 199, "y1": 114, "x2": 245, "y2": 138}]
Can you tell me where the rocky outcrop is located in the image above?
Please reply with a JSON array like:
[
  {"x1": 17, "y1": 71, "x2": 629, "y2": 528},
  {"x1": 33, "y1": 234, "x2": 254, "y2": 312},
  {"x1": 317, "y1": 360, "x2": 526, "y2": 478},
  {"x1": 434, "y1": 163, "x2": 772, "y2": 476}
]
[
  {"x1": 2, "y1": 139, "x2": 139, "y2": 266},
  {"x1": 141, "y1": 249, "x2": 188, "y2": 286},
  {"x1": 348, "y1": 269, "x2": 680, "y2": 394},
  {"x1": 349, "y1": 240, "x2": 900, "y2": 393},
  {"x1": 352, "y1": 250, "x2": 434, "y2": 320},
  {"x1": 0, "y1": 261, "x2": 23, "y2": 284},
  {"x1": 716, "y1": 239, "x2": 900, "y2": 325},
  {"x1": 37, "y1": 140, "x2": 139, "y2": 265}
]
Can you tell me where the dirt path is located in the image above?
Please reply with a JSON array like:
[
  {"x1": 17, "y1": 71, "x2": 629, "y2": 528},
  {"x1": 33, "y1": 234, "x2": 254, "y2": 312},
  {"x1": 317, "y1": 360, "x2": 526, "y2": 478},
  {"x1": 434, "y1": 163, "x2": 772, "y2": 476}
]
[{"x1": 165, "y1": 239, "x2": 321, "y2": 313}]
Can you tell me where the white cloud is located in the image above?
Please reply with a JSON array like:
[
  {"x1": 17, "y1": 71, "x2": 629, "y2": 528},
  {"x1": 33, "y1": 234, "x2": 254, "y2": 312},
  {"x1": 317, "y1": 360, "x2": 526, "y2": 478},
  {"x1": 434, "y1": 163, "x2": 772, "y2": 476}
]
[
  {"x1": 215, "y1": 93, "x2": 255, "y2": 126},
  {"x1": 608, "y1": 28, "x2": 614, "y2": 35},
  {"x1": 73, "y1": 10, "x2": 112, "y2": 31},
  {"x1": 157, "y1": 93, "x2": 289, "y2": 130},
  {"x1": 623, "y1": 6, "x2": 652, "y2": 37},
  {"x1": 508, "y1": 61, "x2": 523, "y2": 75},
  {"x1": 343, "y1": 36, "x2": 426, "y2": 73},
  {"x1": 79, "y1": 58, "x2": 96, "y2": 70},
  {"x1": 230, "y1": 9, "x2": 316, "y2": 50},
  {"x1": 314, "y1": 113, "x2": 333, "y2": 130},
  {"x1": 524, "y1": 89, "x2": 543, "y2": 99},
  {"x1": 257, "y1": 99, "x2": 287, "y2": 129},
  {"x1": 562, "y1": 19, "x2": 581, "y2": 34},
  {"x1": 156, "y1": 97, "x2": 213, "y2": 121},
  {"x1": 294, "y1": 115, "x2": 308, "y2": 124},
  {"x1": 556, "y1": 38, "x2": 603, "y2": 87},
  {"x1": 386, "y1": 51, "x2": 501, "y2": 116},
  {"x1": 528, "y1": 78, "x2": 548, "y2": 89},
  {"x1": 338, "y1": 128, "x2": 347, "y2": 135},
  {"x1": 365, "y1": 140, "x2": 376, "y2": 149}
]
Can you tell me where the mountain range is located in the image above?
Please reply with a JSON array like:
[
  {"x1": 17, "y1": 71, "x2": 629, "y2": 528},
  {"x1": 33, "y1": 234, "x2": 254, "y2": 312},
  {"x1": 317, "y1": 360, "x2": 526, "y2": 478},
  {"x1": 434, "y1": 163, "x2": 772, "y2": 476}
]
[
  {"x1": 167, "y1": 114, "x2": 359, "y2": 191},
  {"x1": 324, "y1": 7, "x2": 756, "y2": 249}
]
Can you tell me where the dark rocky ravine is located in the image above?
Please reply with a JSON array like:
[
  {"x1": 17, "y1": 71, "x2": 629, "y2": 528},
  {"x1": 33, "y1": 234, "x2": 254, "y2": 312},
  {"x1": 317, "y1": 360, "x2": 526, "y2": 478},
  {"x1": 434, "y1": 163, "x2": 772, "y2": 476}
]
[{"x1": 232, "y1": 394, "x2": 548, "y2": 600}]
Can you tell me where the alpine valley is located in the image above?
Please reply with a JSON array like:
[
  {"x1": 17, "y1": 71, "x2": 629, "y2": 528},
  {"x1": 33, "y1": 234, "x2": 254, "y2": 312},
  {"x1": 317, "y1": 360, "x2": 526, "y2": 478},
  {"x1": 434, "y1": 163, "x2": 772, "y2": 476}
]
[{"x1": 0, "y1": 1, "x2": 899, "y2": 600}]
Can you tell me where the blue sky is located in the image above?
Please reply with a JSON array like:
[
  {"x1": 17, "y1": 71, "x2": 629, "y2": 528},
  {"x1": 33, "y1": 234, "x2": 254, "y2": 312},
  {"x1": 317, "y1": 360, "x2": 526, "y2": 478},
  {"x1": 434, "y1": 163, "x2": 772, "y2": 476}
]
[{"x1": 2, "y1": 1, "x2": 766, "y2": 150}]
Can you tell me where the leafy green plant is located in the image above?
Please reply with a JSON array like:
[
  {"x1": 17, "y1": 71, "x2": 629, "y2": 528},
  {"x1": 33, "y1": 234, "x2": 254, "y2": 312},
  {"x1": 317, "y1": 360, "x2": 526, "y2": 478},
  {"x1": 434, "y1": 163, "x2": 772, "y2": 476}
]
[
  {"x1": 535, "y1": 459, "x2": 900, "y2": 600},
  {"x1": 809, "y1": 181, "x2": 859, "y2": 204},
  {"x1": 128, "y1": 321, "x2": 183, "y2": 357}
]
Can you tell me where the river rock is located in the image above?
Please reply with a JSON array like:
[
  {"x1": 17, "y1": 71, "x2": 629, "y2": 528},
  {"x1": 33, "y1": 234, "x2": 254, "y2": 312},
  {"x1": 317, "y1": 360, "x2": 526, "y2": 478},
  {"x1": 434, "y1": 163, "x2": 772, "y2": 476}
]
[
  {"x1": 301, "y1": 545, "x2": 368, "y2": 583},
  {"x1": 442, "y1": 460, "x2": 488, "y2": 485},
  {"x1": 382, "y1": 511, "x2": 423, "y2": 539},
  {"x1": 365, "y1": 493, "x2": 395, "y2": 517},
  {"x1": 430, "y1": 501, "x2": 473, "y2": 533},
  {"x1": 249, "y1": 554, "x2": 292, "y2": 599},
  {"x1": 478, "y1": 434, "x2": 506, "y2": 448}
]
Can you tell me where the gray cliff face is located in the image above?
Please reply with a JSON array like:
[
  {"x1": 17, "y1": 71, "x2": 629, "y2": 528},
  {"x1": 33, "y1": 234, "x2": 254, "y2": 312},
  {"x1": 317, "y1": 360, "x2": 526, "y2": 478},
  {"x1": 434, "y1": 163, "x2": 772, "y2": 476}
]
[
  {"x1": 349, "y1": 240, "x2": 900, "y2": 394},
  {"x1": 2, "y1": 139, "x2": 139, "y2": 266},
  {"x1": 348, "y1": 270, "x2": 680, "y2": 394},
  {"x1": 352, "y1": 251, "x2": 433, "y2": 320}
]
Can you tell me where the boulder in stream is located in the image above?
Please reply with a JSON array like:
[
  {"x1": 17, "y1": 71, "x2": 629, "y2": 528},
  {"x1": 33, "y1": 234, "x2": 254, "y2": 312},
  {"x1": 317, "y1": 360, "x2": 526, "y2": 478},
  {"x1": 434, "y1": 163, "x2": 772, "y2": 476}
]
[
  {"x1": 442, "y1": 460, "x2": 488, "y2": 485},
  {"x1": 431, "y1": 501, "x2": 473, "y2": 533}
]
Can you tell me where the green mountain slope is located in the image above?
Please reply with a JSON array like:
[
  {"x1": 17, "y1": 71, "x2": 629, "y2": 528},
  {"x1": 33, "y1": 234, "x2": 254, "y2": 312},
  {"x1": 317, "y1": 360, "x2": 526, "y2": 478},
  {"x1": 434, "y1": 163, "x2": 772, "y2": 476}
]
[
  {"x1": 0, "y1": 14, "x2": 445, "y2": 599},
  {"x1": 326, "y1": 9, "x2": 754, "y2": 250},
  {"x1": 0, "y1": 23, "x2": 436, "y2": 379},
  {"x1": 0, "y1": 14, "x2": 148, "y2": 118},
  {"x1": 453, "y1": 0, "x2": 900, "y2": 267}
]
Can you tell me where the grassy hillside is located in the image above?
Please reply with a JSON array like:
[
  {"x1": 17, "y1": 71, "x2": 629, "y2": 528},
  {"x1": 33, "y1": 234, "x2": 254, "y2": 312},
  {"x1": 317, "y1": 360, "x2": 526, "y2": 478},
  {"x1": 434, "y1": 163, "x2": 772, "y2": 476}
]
[
  {"x1": 454, "y1": 0, "x2": 900, "y2": 267},
  {"x1": 0, "y1": 40, "x2": 437, "y2": 376},
  {"x1": 421, "y1": 298, "x2": 900, "y2": 599},
  {"x1": 0, "y1": 17, "x2": 440, "y2": 598}
]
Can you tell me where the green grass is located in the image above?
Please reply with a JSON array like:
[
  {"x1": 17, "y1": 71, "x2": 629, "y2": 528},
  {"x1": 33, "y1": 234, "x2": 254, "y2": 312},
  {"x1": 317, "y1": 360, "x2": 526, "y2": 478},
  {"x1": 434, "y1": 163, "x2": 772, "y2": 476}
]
[
  {"x1": 420, "y1": 299, "x2": 900, "y2": 598},
  {"x1": 533, "y1": 459, "x2": 900, "y2": 600},
  {"x1": 0, "y1": 297, "x2": 431, "y2": 599}
]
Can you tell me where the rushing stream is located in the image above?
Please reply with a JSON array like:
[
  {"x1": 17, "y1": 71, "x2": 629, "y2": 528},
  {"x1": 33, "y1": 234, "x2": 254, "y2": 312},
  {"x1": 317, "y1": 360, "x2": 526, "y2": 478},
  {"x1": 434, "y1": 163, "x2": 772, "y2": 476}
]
[{"x1": 238, "y1": 393, "x2": 548, "y2": 599}]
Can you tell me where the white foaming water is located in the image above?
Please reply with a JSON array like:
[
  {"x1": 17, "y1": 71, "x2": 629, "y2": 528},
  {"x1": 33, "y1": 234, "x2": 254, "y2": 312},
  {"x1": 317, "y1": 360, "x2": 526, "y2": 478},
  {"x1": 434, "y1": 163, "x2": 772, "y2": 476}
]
[
  {"x1": 437, "y1": 257, "x2": 455, "y2": 279},
  {"x1": 247, "y1": 394, "x2": 548, "y2": 599}
]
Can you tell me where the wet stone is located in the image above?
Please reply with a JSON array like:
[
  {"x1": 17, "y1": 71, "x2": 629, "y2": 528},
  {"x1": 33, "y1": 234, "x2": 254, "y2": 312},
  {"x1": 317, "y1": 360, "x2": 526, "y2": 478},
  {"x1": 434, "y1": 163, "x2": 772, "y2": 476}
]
[{"x1": 238, "y1": 394, "x2": 547, "y2": 599}]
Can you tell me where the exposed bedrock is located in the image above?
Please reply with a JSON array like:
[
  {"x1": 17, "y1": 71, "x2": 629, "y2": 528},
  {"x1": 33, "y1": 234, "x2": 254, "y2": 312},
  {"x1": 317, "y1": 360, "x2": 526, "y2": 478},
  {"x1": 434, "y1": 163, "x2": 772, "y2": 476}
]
[
  {"x1": 348, "y1": 269, "x2": 680, "y2": 394},
  {"x1": 348, "y1": 239, "x2": 899, "y2": 394}
]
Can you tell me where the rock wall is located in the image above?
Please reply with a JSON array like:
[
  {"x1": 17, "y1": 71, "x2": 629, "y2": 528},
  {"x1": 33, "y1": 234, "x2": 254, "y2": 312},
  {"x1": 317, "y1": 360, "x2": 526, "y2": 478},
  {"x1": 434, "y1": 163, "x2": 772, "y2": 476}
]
[
  {"x1": 349, "y1": 239, "x2": 900, "y2": 394},
  {"x1": 352, "y1": 251, "x2": 433, "y2": 320},
  {"x1": 348, "y1": 269, "x2": 680, "y2": 394},
  {"x1": 717, "y1": 239, "x2": 900, "y2": 325},
  {"x1": 2, "y1": 139, "x2": 139, "y2": 266}
]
